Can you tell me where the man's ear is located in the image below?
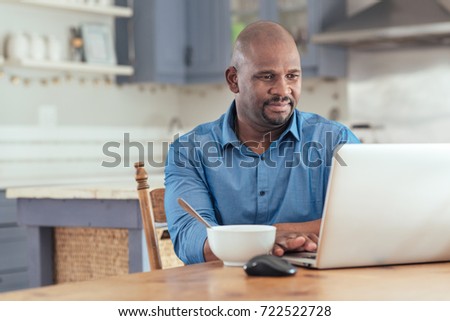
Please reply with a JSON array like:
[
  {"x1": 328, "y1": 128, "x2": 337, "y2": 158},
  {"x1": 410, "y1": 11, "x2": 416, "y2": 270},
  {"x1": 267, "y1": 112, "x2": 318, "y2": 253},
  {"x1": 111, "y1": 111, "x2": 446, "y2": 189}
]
[{"x1": 225, "y1": 66, "x2": 239, "y2": 94}]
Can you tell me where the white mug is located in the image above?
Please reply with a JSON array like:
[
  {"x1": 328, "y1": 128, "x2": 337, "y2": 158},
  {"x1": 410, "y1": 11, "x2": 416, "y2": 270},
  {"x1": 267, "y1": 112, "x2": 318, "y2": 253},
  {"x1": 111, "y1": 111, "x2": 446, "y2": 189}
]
[
  {"x1": 6, "y1": 32, "x2": 30, "y2": 61},
  {"x1": 46, "y1": 35, "x2": 62, "y2": 61},
  {"x1": 29, "y1": 33, "x2": 46, "y2": 61}
]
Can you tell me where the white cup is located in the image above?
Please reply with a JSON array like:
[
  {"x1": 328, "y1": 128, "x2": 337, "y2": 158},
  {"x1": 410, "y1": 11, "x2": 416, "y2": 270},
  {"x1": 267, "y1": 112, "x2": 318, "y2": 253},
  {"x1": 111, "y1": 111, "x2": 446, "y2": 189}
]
[
  {"x1": 46, "y1": 35, "x2": 62, "y2": 61},
  {"x1": 6, "y1": 32, "x2": 30, "y2": 61},
  {"x1": 29, "y1": 33, "x2": 46, "y2": 61}
]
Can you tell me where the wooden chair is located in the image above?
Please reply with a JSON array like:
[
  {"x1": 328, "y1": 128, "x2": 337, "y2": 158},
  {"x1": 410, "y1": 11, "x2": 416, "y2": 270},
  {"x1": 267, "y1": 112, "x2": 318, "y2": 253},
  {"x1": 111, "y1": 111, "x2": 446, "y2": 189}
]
[{"x1": 134, "y1": 162, "x2": 183, "y2": 270}]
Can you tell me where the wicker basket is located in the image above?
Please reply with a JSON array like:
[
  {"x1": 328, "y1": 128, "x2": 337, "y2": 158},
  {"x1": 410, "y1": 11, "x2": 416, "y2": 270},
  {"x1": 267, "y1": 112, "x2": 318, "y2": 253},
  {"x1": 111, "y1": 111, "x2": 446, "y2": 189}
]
[
  {"x1": 54, "y1": 226, "x2": 183, "y2": 284},
  {"x1": 54, "y1": 227, "x2": 129, "y2": 284},
  {"x1": 157, "y1": 228, "x2": 184, "y2": 269}
]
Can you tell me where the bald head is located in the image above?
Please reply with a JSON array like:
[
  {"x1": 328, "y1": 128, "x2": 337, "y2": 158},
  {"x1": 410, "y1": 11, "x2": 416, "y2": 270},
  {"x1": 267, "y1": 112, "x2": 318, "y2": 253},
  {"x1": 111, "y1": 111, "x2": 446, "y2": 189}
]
[{"x1": 231, "y1": 21, "x2": 298, "y2": 70}]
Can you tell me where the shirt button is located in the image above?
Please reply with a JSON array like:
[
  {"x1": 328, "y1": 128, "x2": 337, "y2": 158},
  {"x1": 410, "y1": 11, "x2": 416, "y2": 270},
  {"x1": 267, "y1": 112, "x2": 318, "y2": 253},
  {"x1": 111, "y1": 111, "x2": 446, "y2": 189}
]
[
  {"x1": 261, "y1": 155, "x2": 265, "y2": 161},
  {"x1": 259, "y1": 191, "x2": 266, "y2": 196}
]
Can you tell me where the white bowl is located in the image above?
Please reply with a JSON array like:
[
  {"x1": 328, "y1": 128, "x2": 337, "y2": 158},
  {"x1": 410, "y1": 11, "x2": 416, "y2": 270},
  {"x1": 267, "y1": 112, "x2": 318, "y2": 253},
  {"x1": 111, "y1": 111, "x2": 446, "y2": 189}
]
[{"x1": 207, "y1": 225, "x2": 276, "y2": 266}]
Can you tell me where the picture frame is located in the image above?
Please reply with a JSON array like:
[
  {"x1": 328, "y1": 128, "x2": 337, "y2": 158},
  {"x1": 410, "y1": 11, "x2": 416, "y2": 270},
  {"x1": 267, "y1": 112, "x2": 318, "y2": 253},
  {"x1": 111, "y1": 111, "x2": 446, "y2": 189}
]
[{"x1": 81, "y1": 23, "x2": 117, "y2": 65}]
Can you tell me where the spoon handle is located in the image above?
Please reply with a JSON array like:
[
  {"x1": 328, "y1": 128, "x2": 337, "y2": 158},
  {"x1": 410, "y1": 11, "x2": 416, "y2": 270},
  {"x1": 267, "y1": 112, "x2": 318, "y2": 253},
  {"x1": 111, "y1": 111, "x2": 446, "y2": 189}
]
[{"x1": 177, "y1": 198, "x2": 212, "y2": 229}]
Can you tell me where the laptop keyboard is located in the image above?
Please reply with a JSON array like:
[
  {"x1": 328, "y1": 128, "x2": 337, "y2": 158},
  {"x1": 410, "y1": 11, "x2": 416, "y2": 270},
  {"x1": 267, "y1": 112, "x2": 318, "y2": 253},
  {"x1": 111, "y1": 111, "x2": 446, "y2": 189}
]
[{"x1": 294, "y1": 252, "x2": 317, "y2": 259}]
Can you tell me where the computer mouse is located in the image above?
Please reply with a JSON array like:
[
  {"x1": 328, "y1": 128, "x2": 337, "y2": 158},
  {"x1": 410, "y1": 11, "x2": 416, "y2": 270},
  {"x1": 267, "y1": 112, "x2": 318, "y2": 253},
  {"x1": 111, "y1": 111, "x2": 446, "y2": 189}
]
[{"x1": 243, "y1": 254, "x2": 297, "y2": 277}]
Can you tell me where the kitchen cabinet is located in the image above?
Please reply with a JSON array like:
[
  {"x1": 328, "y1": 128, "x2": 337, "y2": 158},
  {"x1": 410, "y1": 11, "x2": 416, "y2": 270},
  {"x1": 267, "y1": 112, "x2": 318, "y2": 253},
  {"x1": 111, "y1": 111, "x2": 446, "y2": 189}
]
[
  {"x1": 231, "y1": 0, "x2": 347, "y2": 78},
  {"x1": 115, "y1": 0, "x2": 346, "y2": 84},
  {"x1": 0, "y1": 0, "x2": 134, "y2": 76},
  {"x1": 115, "y1": 0, "x2": 231, "y2": 84},
  {"x1": 0, "y1": 191, "x2": 28, "y2": 293}
]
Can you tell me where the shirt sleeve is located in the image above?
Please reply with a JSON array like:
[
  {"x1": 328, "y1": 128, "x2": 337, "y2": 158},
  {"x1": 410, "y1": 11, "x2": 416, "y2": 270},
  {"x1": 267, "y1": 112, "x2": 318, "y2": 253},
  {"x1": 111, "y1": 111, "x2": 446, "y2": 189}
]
[
  {"x1": 164, "y1": 137, "x2": 218, "y2": 264},
  {"x1": 336, "y1": 126, "x2": 361, "y2": 145}
]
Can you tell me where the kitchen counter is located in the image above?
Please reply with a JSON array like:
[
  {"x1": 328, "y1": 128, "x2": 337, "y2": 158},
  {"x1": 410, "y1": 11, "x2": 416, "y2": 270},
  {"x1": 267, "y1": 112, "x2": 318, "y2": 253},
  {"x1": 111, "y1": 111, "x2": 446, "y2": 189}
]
[
  {"x1": 6, "y1": 175, "x2": 165, "y2": 200},
  {"x1": 5, "y1": 174, "x2": 166, "y2": 289}
]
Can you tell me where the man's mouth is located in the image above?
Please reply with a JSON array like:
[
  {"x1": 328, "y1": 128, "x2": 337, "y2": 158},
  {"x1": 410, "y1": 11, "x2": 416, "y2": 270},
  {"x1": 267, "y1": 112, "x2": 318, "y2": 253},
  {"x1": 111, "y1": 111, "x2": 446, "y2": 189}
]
[{"x1": 264, "y1": 98, "x2": 293, "y2": 112}]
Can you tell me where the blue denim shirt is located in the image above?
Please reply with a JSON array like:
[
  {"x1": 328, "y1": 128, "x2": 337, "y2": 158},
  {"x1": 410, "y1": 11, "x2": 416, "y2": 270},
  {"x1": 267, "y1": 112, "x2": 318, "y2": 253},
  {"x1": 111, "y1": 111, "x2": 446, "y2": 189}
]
[{"x1": 165, "y1": 102, "x2": 360, "y2": 264}]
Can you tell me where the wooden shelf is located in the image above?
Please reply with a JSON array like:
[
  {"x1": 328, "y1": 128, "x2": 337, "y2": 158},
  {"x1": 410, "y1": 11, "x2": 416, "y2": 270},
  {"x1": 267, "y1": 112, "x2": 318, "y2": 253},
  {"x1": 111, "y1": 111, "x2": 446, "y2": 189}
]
[
  {"x1": 278, "y1": 4, "x2": 308, "y2": 13},
  {"x1": 1, "y1": 0, "x2": 133, "y2": 17},
  {"x1": 4, "y1": 59, "x2": 134, "y2": 76}
]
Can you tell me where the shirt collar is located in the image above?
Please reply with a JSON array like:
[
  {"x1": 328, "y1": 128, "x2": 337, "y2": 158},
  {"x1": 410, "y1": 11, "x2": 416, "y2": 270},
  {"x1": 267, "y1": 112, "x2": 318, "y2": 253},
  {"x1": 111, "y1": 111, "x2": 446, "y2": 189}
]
[
  {"x1": 219, "y1": 101, "x2": 300, "y2": 147},
  {"x1": 220, "y1": 101, "x2": 240, "y2": 148},
  {"x1": 280, "y1": 109, "x2": 300, "y2": 142}
]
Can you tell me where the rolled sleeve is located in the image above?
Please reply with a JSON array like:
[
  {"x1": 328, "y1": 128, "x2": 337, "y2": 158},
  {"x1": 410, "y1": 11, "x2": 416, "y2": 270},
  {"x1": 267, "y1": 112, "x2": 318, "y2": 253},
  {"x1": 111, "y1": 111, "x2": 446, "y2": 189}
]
[{"x1": 164, "y1": 139, "x2": 218, "y2": 264}]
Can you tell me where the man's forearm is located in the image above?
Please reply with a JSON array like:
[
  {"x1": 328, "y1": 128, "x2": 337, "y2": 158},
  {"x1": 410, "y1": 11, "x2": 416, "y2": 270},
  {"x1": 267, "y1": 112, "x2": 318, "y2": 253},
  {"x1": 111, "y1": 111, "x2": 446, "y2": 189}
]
[
  {"x1": 203, "y1": 239, "x2": 219, "y2": 262},
  {"x1": 274, "y1": 219, "x2": 321, "y2": 235}
]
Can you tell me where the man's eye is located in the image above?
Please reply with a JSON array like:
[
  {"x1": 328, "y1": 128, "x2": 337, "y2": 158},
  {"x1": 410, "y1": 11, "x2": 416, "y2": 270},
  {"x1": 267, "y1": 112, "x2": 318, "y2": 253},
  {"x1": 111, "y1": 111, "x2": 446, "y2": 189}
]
[
  {"x1": 260, "y1": 74, "x2": 274, "y2": 80},
  {"x1": 287, "y1": 74, "x2": 300, "y2": 80}
]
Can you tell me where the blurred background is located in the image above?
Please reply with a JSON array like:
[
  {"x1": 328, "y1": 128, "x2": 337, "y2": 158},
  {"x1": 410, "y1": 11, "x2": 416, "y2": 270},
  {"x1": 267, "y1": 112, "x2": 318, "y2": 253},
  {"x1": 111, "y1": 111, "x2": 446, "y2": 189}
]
[{"x1": 1, "y1": 0, "x2": 449, "y2": 185}]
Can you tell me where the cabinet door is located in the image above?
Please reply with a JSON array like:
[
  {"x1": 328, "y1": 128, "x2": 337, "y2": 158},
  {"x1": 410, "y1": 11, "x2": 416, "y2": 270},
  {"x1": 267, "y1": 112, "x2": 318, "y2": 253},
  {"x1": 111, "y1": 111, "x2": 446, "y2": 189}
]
[
  {"x1": 0, "y1": 191, "x2": 17, "y2": 225},
  {"x1": 185, "y1": 0, "x2": 231, "y2": 83},
  {"x1": 0, "y1": 192, "x2": 29, "y2": 293},
  {"x1": 116, "y1": 0, "x2": 229, "y2": 84},
  {"x1": 116, "y1": 0, "x2": 187, "y2": 83},
  {"x1": 314, "y1": 0, "x2": 347, "y2": 78},
  {"x1": 0, "y1": 227, "x2": 28, "y2": 293},
  {"x1": 154, "y1": 0, "x2": 187, "y2": 83}
]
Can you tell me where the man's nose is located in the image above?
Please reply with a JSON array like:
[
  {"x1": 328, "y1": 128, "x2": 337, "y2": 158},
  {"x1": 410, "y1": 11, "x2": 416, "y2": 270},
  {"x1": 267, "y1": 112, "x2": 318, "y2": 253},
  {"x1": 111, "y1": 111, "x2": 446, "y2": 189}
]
[{"x1": 269, "y1": 78, "x2": 292, "y2": 97}]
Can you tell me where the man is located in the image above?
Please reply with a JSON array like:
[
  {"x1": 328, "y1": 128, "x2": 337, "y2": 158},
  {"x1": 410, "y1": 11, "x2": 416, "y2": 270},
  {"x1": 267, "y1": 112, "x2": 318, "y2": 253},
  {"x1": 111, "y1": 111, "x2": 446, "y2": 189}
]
[{"x1": 165, "y1": 21, "x2": 359, "y2": 264}]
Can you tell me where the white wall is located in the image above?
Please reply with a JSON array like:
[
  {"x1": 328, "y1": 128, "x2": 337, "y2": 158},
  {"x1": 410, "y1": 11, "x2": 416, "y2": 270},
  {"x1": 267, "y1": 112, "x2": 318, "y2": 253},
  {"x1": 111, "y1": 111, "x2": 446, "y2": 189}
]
[
  {"x1": 0, "y1": 78, "x2": 180, "y2": 127},
  {"x1": 177, "y1": 83, "x2": 233, "y2": 128},
  {"x1": 348, "y1": 47, "x2": 450, "y2": 143}
]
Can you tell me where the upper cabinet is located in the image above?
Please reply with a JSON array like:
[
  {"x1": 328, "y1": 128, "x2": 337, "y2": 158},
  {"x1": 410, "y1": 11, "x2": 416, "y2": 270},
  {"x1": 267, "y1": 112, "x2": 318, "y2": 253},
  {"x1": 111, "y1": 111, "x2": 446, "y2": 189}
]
[
  {"x1": 115, "y1": 0, "x2": 231, "y2": 84},
  {"x1": 231, "y1": 0, "x2": 348, "y2": 78},
  {"x1": 115, "y1": 0, "x2": 347, "y2": 85}
]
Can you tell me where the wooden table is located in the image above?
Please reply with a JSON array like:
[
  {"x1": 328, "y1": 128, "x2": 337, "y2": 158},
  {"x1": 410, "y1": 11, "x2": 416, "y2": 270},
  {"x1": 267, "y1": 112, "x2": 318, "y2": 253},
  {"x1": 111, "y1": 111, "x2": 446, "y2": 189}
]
[
  {"x1": 1, "y1": 261, "x2": 450, "y2": 300},
  {"x1": 6, "y1": 177, "x2": 164, "y2": 288}
]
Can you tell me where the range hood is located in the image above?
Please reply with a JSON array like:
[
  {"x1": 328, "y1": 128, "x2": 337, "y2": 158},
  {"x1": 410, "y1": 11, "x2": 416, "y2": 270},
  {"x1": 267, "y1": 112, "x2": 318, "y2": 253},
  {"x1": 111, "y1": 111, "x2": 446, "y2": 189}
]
[{"x1": 312, "y1": 0, "x2": 450, "y2": 47}]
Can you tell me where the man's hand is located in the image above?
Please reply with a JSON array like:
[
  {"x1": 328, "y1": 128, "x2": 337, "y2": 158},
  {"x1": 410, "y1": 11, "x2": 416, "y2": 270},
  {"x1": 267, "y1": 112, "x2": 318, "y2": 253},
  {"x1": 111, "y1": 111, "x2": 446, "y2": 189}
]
[{"x1": 272, "y1": 231, "x2": 319, "y2": 257}]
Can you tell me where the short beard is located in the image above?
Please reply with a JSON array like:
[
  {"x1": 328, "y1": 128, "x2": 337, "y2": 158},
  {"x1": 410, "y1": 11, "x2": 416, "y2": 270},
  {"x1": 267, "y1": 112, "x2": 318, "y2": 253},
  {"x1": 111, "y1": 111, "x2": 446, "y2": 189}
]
[{"x1": 262, "y1": 96, "x2": 294, "y2": 125}]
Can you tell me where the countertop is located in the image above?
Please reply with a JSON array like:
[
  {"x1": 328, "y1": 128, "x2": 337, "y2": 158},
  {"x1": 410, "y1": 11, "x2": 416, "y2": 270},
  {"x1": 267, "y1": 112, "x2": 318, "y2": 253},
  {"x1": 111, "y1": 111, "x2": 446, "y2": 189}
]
[{"x1": 5, "y1": 175, "x2": 165, "y2": 200}]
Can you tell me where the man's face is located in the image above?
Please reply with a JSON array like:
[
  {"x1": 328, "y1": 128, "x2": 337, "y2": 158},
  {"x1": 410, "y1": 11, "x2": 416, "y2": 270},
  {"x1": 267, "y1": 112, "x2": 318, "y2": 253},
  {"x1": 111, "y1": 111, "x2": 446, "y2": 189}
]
[{"x1": 232, "y1": 40, "x2": 302, "y2": 130}]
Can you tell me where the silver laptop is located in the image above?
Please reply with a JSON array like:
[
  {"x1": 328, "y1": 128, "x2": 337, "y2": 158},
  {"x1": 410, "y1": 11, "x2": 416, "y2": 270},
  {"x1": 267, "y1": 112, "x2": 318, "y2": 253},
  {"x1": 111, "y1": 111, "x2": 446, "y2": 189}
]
[{"x1": 283, "y1": 143, "x2": 450, "y2": 269}]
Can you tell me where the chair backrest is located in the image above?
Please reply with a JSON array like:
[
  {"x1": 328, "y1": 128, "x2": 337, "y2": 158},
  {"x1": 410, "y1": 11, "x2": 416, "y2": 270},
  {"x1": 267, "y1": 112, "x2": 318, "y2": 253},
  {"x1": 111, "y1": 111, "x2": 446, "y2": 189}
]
[
  {"x1": 149, "y1": 188, "x2": 166, "y2": 224},
  {"x1": 134, "y1": 162, "x2": 183, "y2": 270},
  {"x1": 134, "y1": 162, "x2": 163, "y2": 270}
]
